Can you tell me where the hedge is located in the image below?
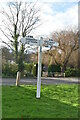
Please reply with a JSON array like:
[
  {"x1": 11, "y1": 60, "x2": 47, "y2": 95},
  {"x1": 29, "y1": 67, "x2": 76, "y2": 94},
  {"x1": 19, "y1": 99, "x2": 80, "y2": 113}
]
[
  {"x1": 2, "y1": 62, "x2": 38, "y2": 78},
  {"x1": 65, "y1": 67, "x2": 80, "y2": 77},
  {"x1": 2, "y1": 63, "x2": 18, "y2": 77}
]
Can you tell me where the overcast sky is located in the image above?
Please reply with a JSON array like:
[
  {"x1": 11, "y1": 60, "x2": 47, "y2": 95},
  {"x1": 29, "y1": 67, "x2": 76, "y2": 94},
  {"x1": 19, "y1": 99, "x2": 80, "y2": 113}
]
[{"x1": 0, "y1": 0, "x2": 78, "y2": 46}]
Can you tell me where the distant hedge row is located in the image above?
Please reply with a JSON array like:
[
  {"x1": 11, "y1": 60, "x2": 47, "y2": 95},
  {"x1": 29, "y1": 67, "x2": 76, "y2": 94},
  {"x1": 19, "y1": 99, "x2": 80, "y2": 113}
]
[
  {"x1": 2, "y1": 62, "x2": 37, "y2": 78},
  {"x1": 48, "y1": 65, "x2": 80, "y2": 77},
  {"x1": 2, "y1": 63, "x2": 18, "y2": 78},
  {"x1": 65, "y1": 67, "x2": 80, "y2": 77},
  {"x1": 2, "y1": 62, "x2": 80, "y2": 78}
]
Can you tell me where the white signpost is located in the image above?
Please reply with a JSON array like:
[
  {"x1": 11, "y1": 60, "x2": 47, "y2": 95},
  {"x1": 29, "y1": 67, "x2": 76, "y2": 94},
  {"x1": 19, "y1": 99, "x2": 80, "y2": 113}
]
[{"x1": 21, "y1": 36, "x2": 55, "y2": 98}]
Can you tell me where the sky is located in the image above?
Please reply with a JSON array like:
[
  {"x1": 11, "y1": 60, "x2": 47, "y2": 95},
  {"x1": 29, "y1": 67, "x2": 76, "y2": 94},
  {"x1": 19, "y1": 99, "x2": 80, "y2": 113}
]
[
  {"x1": 0, "y1": 0, "x2": 78, "y2": 50},
  {"x1": 31, "y1": 1, "x2": 78, "y2": 37}
]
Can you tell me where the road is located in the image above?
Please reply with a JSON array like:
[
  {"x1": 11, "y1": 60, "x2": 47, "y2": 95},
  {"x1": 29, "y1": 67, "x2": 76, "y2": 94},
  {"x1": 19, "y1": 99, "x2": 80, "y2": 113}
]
[{"x1": 0, "y1": 77, "x2": 79, "y2": 85}]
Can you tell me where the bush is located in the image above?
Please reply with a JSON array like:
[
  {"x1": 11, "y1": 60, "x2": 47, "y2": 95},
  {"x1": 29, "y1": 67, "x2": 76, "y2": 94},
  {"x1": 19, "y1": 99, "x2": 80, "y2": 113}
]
[
  {"x1": 65, "y1": 67, "x2": 80, "y2": 77},
  {"x1": 76, "y1": 69, "x2": 80, "y2": 77},
  {"x1": 24, "y1": 62, "x2": 37, "y2": 77},
  {"x1": 26, "y1": 72, "x2": 33, "y2": 77},
  {"x1": 48, "y1": 72, "x2": 54, "y2": 77},
  {"x1": 2, "y1": 62, "x2": 18, "y2": 77},
  {"x1": 24, "y1": 63, "x2": 33, "y2": 72},
  {"x1": 2, "y1": 62, "x2": 45, "y2": 78},
  {"x1": 48, "y1": 64, "x2": 61, "y2": 76}
]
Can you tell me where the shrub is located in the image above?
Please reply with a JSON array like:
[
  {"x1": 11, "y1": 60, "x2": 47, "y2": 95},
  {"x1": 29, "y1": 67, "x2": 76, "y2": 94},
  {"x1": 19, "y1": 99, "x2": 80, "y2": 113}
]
[
  {"x1": 65, "y1": 67, "x2": 80, "y2": 77},
  {"x1": 76, "y1": 69, "x2": 80, "y2": 77},
  {"x1": 24, "y1": 63, "x2": 33, "y2": 72},
  {"x1": 48, "y1": 64, "x2": 61, "y2": 76},
  {"x1": 26, "y1": 73, "x2": 33, "y2": 77},
  {"x1": 2, "y1": 62, "x2": 18, "y2": 77},
  {"x1": 24, "y1": 62, "x2": 35, "y2": 77},
  {"x1": 48, "y1": 72, "x2": 54, "y2": 77}
]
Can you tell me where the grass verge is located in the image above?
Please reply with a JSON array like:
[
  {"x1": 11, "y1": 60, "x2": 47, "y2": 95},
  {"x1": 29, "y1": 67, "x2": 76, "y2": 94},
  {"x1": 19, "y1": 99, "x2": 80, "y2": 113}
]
[{"x1": 2, "y1": 84, "x2": 78, "y2": 118}]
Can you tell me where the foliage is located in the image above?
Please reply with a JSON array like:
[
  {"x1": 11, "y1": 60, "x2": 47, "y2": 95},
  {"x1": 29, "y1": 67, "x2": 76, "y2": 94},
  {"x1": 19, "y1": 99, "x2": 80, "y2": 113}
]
[
  {"x1": 2, "y1": 84, "x2": 78, "y2": 118},
  {"x1": 24, "y1": 63, "x2": 44, "y2": 77},
  {"x1": 2, "y1": 62, "x2": 18, "y2": 77},
  {"x1": 2, "y1": 62, "x2": 80, "y2": 78},
  {"x1": 24, "y1": 62, "x2": 33, "y2": 77},
  {"x1": 48, "y1": 64, "x2": 61, "y2": 76},
  {"x1": 65, "y1": 67, "x2": 80, "y2": 77},
  {"x1": 2, "y1": 47, "x2": 14, "y2": 62},
  {"x1": 2, "y1": 62, "x2": 37, "y2": 78},
  {"x1": 24, "y1": 62, "x2": 38, "y2": 77}
]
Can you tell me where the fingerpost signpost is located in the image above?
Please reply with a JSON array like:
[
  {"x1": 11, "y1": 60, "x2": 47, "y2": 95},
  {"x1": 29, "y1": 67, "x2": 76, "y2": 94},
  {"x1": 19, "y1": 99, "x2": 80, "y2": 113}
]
[{"x1": 21, "y1": 36, "x2": 55, "y2": 98}]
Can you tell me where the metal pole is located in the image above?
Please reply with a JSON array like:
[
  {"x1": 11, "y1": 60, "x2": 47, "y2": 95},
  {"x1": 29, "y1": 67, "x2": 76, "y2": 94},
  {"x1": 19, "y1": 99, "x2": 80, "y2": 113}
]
[{"x1": 36, "y1": 40, "x2": 42, "y2": 98}]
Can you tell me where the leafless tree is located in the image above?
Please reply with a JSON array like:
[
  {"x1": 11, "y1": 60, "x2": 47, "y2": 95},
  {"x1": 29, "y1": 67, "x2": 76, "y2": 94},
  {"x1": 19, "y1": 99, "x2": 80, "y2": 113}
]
[
  {"x1": 0, "y1": 1, "x2": 40, "y2": 72},
  {"x1": 51, "y1": 30, "x2": 79, "y2": 72}
]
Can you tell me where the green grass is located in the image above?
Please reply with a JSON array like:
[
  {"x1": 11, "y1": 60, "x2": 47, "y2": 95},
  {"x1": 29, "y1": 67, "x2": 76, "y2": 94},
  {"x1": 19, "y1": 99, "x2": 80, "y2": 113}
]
[{"x1": 2, "y1": 84, "x2": 78, "y2": 118}]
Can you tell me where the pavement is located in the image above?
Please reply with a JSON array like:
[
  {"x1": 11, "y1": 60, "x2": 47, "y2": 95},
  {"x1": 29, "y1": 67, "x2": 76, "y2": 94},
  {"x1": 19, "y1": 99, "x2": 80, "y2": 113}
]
[{"x1": 0, "y1": 77, "x2": 80, "y2": 85}]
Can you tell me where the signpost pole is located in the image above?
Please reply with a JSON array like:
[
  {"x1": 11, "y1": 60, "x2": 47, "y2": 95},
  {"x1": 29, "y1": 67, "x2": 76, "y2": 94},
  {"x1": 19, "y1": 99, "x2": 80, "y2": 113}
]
[
  {"x1": 36, "y1": 39, "x2": 42, "y2": 98},
  {"x1": 20, "y1": 36, "x2": 55, "y2": 98}
]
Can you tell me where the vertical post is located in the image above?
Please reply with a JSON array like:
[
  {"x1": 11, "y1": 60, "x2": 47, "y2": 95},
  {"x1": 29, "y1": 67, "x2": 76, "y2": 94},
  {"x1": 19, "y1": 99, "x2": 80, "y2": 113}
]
[
  {"x1": 36, "y1": 40, "x2": 42, "y2": 98},
  {"x1": 16, "y1": 71, "x2": 21, "y2": 86}
]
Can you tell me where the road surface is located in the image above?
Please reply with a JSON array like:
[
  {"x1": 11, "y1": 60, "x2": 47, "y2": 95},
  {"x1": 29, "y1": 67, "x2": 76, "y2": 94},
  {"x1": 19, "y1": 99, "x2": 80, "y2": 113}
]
[{"x1": 0, "y1": 77, "x2": 79, "y2": 85}]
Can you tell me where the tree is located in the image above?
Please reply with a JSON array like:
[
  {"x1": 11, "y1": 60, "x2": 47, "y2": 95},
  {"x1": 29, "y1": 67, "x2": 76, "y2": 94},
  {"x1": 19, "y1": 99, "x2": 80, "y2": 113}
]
[
  {"x1": 68, "y1": 50, "x2": 78, "y2": 68},
  {"x1": 0, "y1": 1, "x2": 40, "y2": 73},
  {"x1": 51, "y1": 30, "x2": 79, "y2": 72},
  {"x1": 2, "y1": 47, "x2": 14, "y2": 63}
]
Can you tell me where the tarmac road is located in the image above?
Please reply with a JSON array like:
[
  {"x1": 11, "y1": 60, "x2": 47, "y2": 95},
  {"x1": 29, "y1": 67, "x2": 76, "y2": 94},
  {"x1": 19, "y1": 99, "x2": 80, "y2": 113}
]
[{"x1": 0, "y1": 77, "x2": 79, "y2": 85}]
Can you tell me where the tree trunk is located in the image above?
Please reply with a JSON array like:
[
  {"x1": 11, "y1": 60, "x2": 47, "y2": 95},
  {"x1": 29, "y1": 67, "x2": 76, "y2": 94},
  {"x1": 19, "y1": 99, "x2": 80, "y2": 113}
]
[
  {"x1": 62, "y1": 50, "x2": 73, "y2": 73},
  {"x1": 62, "y1": 64, "x2": 66, "y2": 73}
]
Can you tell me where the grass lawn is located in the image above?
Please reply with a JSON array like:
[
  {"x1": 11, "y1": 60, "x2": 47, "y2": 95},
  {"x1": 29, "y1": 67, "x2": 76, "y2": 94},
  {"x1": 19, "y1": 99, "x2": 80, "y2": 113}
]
[{"x1": 2, "y1": 84, "x2": 78, "y2": 118}]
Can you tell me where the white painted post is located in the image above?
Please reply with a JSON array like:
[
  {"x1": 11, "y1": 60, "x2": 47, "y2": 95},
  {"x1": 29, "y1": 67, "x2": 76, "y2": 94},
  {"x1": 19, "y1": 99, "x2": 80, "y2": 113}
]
[
  {"x1": 16, "y1": 71, "x2": 21, "y2": 86},
  {"x1": 20, "y1": 36, "x2": 55, "y2": 98},
  {"x1": 36, "y1": 40, "x2": 42, "y2": 98}
]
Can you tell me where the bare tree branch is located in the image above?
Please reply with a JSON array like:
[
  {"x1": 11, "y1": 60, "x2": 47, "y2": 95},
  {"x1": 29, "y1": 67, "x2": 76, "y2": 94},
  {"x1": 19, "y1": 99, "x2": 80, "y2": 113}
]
[
  {"x1": 0, "y1": 38, "x2": 14, "y2": 51},
  {"x1": 51, "y1": 30, "x2": 78, "y2": 71},
  {"x1": 0, "y1": 1, "x2": 40, "y2": 71}
]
